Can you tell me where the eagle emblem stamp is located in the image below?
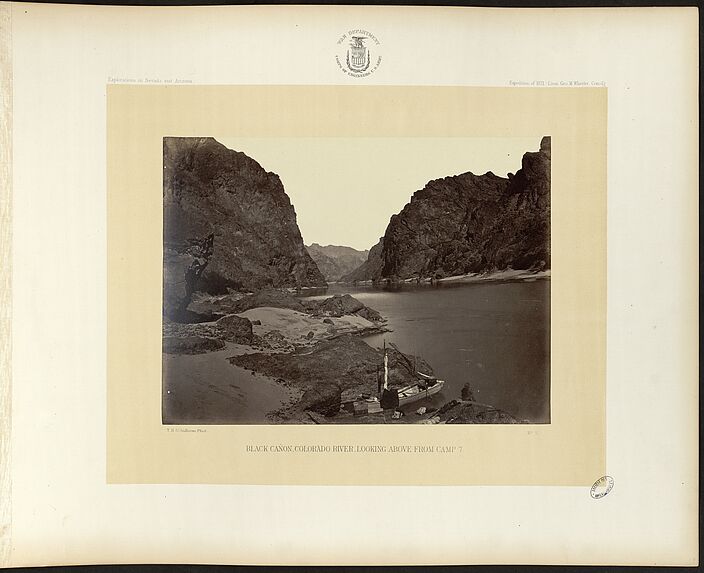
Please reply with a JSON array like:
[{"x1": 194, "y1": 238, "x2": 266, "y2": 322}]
[{"x1": 335, "y1": 30, "x2": 382, "y2": 77}]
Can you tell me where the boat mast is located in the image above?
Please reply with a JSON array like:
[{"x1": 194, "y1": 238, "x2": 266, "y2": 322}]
[{"x1": 383, "y1": 340, "x2": 389, "y2": 390}]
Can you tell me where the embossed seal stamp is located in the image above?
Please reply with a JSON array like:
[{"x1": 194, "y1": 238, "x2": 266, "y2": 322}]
[
  {"x1": 590, "y1": 475, "x2": 614, "y2": 499},
  {"x1": 335, "y1": 30, "x2": 382, "y2": 77}
]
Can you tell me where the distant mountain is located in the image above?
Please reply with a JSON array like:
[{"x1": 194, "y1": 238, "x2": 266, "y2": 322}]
[
  {"x1": 340, "y1": 238, "x2": 384, "y2": 282},
  {"x1": 163, "y1": 137, "x2": 326, "y2": 321},
  {"x1": 305, "y1": 243, "x2": 369, "y2": 282},
  {"x1": 344, "y1": 137, "x2": 551, "y2": 282}
]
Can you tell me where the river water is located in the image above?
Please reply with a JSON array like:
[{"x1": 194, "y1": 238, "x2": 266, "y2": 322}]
[
  {"x1": 309, "y1": 279, "x2": 551, "y2": 423},
  {"x1": 162, "y1": 342, "x2": 294, "y2": 424}
]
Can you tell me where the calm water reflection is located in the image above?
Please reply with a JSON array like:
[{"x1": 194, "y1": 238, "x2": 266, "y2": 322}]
[{"x1": 303, "y1": 280, "x2": 550, "y2": 423}]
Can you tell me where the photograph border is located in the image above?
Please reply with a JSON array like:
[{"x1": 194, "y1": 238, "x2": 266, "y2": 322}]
[{"x1": 107, "y1": 84, "x2": 606, "y2": 486}]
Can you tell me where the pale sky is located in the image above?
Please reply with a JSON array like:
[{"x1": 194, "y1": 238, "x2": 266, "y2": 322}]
[{"x1": 219, "y1": 137, "x2": 542, "y2": 251}]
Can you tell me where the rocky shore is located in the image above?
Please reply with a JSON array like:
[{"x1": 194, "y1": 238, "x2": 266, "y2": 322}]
[
  {"x1": 230, "y1": 335, "x2": 433, "y2": 422},
  {"x1": 163, "y1": 286, "x2": 521, "y2": 424},
  {"x1": 162, "y1": 290, "x2": 392, "y2": 423},
  {"x1": 230, "y1": 335, "x2": 521, "y2": 424},
  {"x1": 304, "y1": 398, "x2": 521, "y2": 425},
  {"x1": 164, "y1": 291, "x2": 388, "y2": 351}
]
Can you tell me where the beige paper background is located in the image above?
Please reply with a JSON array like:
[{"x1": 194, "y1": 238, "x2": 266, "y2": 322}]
[
  {"x1": 0, "y1": 2, "x2": 12, "y2": 567},
  {"x1": 5, "y1": 3, "x2": 698, "y2": 566},
  {"x1": 107, "y1": 85, "x2": 606, "y2": 486}
]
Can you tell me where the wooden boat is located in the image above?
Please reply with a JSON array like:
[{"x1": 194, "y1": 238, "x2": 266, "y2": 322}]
[
  {"x1": 397, "y1": 374, "x2": 445, "y2": 407},
  {"x1": 342, "y1": 343, "x2": 445, "y2": 414},
  {"x1": 343, "y1": 377, "x2": 444, "y2": 414}
]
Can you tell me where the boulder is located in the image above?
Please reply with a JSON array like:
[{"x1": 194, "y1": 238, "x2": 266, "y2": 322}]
[
  {"x1": 214, "y1": 314, "x2": 253, "y2": 344},
  {"x1": 316, "y1": 294, "x2": 364, "y2": 316}
]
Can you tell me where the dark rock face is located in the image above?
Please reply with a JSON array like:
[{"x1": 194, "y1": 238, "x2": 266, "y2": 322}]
[
  {"x1": 341, "y1": 238, "x2": 384, "y2": 282},
  {"x1": 305, "y1": 243, "x2": 369, "y2": 282},
  {"x1": 163, "y1": 137, "x2": 326, "y2": 320},
  {"x1": 348, "y1": 137, "x2": 550, "y2": 281},
  {"x1": 163, "y1": 234, "x2": 215, "y2": 322}
]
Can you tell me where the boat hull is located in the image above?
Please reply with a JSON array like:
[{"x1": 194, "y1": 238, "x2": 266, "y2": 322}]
[{"x1": 397, "y1": 380, "x2": 445, "y2": 407}]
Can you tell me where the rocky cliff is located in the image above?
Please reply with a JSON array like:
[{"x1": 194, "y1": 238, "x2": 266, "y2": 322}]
[
  {"x1": 346, "y1": 137, "x2": 551, "y2": 282},
  {"x1": 163, "y1": 137, "x2": 326, "y2": 321},
  {"x1": 305, "y1": 243, "x2": 369, "y2": 282}
]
